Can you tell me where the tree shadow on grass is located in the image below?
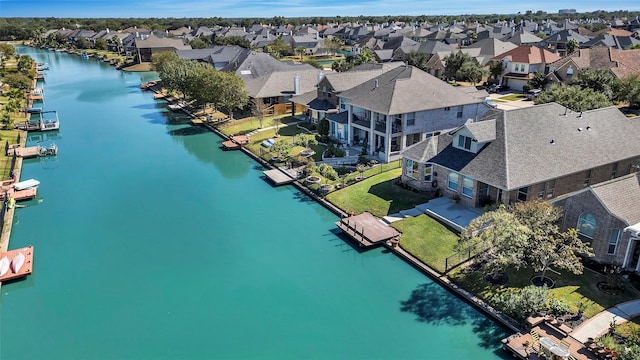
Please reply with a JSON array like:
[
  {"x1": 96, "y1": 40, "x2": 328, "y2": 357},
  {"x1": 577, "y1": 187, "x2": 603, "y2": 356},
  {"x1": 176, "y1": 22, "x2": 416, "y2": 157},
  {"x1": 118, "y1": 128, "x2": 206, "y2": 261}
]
[{"x1": 401, "y1": 282, "x2": 511, "y2": 349}]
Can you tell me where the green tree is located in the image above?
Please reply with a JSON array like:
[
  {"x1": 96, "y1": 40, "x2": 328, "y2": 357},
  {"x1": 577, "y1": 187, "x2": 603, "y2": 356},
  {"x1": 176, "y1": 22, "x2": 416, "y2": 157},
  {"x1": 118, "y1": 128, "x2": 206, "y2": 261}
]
[
  {"x1": 317, "y1": 118, "x2": 329, "y2": 136},
  {"x1": 189, "y1": 37, "x2": 207, "y2": 49},
  {"x1": 95, "y1": 38, "x2": 107, "y2": 51},
  {"x1": 331, "y1": 59, "x2": 352, "y2": 72},
  {"x1": 572, "y1": 69, "x2": 616, "y2": 100},
  {"x1": 151, "y1": 51, "x2": 179, "y2": 73},
  {"x1": 525, "y1": 71, "x2": 547, "y2": 91},
  {"x1": 0, "y1": 43, "x2": 16, "y2": 57},
  {"x1": 111, "y1": 35, "x2": 123, "y2": 54},
  {"x1": 294, "y1": 133, "x2": 318, "y2": 149},
  {"x1": 512, "y1": 200, "x2": 593, "y2": 281},
  {"x1": 0, "y1": 111, "x2": 12, "y2": 130},
  {"x1": 535, "y1": 84, "x2": 611, "y2": 112},
  {"x1": 157, "y1": 57, "x2": 197, "y2": 99},
  {"x1": 264, "y1": 38, "x2": 292, "y2": 58},
  {"x1": 443, "y1": 51, "x2": 472, "y2": 81},
  {"x1": 460, "y1": 205, "x2": 531, "y2": 280},
  {"x1": 489, "y1": 61, "x2": 503, "y2": 82},
  {"x1": 214, "y1": 71, "x2": 248, "y2": 119},
  {"x1": 2, "y1": 72, "x2": 32, "y2": 90},
  {"x1": 213, "y1": 35, "x2": 251, "y2": 48},
  {"x1": 353, "y1": 46, "x2": 374, "y2": 65},
  {"x1": 76, "y1": 37, "x2": 91, "y2": 49},
  {"x1": 16, "y1": 55, "x2": 33, "y2": 75},
  {"x1": 295, "y1": 46, "x2": 306, "y2": 61},
  {"x1": 323, "y1": 37, "x2": 343, "y2": 55},
  {"x1": 404, "y1": 51, "x2": 430, "y2": 72},
  {"x1": 566, "y1": 38, "x2": 579, "y2": 54},
  {"x1": 456, "y1": 59, "x2": 486, "y2": 85},
  {"x1": 270, "y1": 140, "x2": 292, "y2": 159},
  {"x1": 619, "y1": 75, "x2": 640, "y2": 108}
]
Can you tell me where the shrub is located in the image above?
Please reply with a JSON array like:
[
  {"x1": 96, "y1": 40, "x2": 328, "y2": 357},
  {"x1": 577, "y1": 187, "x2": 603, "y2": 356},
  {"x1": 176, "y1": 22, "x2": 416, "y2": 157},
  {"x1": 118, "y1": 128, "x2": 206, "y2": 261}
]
[
  {"x1": 492, "y1": 285, "x2": 549, "y2": 321},
  {"x1": 318, "y1": 163, "x2": 339, "y2": 181},
  {"x1": 317, "y1": 119, "x2": 329, "y2": 136}
]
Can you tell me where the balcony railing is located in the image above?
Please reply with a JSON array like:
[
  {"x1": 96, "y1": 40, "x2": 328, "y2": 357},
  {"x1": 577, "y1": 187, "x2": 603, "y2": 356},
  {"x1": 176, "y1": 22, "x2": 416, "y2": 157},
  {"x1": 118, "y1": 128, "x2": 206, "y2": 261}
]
[{"x1": 352, "y1": 113, "x2": 370, "y2": 128}]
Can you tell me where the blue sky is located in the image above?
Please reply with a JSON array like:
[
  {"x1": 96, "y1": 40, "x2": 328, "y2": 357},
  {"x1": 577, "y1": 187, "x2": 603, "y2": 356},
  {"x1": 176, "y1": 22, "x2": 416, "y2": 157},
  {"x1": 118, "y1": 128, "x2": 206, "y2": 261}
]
[{"x1": 0, "y1": 0, "x2": 638, "y2": 18}]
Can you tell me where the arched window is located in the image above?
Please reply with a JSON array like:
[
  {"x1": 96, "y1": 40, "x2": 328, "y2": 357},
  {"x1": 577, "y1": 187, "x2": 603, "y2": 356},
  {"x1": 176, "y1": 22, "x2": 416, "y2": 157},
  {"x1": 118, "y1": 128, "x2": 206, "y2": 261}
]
[{"x1": 577, "y1": 213, "x2": 597, "y2": 240}]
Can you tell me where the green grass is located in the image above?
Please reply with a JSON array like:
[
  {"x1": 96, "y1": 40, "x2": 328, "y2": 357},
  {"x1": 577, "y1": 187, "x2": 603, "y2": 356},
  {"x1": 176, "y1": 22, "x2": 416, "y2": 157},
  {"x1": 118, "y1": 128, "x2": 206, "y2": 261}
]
[
  {"x1": 244, "y1": 124, "x2": 327, "y2": 163},
  {"x1": 325, "y1": 168, "x2": 431, "y2": 217},
  {"x1": 498, "y1": 94, "x2": 526, "y2": 101},
  {"x1": 393, "y1": 214, "x2": 460, "y2": 273},
  {"x1": 450, "y1": 265, "x2": 640, "y2": 318},
  {"x1": 219, "y1": 115, "x2": 297, "y2": 136}
]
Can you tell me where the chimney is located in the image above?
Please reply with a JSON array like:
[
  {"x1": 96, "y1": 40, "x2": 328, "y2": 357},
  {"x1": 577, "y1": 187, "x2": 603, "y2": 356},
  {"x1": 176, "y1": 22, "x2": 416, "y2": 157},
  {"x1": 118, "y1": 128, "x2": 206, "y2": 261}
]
[
  {"x1": 374, "y1": 79, "x2": 379, "y2": 88},
  {"x1": 294, "y1": 73, "x2": 300, "y2": 95},
  {"x1": 106, "y1": 28, "x2": 110, "y2": 34},
  {"x1": 317, "y1": 70, "x2": 324, "y2": 85},
  {"x1": 136, "y1": 32, "x2": 139, "y2": 38}
]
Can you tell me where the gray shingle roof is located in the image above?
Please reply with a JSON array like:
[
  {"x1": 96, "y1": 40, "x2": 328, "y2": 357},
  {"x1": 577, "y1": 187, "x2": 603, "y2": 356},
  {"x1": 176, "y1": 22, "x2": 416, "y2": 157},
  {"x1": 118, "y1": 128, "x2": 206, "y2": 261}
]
[
  {"x1": 338, "y1": 65, "x2": 484, "y2": 115},
  {"x1": 463, "y1": 119, "x2": 496, "y2": 142},
  {"x1": 590, "y1": 173, "x2": 640, "y2": 226},
  {"x1": 406, "y1": 103, "x2": 640, "y2": 190}
]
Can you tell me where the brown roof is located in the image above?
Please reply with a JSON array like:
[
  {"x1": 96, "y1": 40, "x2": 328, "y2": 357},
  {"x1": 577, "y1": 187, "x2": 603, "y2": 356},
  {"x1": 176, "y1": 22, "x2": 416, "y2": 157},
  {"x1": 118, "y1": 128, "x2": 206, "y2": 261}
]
[
  {"x1": 610, "y1": 48, "x2": 640, "y2": 79},
  {"x1": 597, "y1": 27, "x2": 633, "y2": 37},
  {"x1": 492, "y1": 45, "x2": 561, "y2": 64},
  {"x1": 548, "y1": 46, "x2": 640, "y2": 79}
]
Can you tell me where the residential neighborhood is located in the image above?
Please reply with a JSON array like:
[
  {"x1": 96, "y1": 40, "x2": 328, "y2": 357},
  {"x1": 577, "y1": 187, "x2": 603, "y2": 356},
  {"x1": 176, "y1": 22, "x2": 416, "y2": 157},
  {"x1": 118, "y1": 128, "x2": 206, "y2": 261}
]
[{"x1": 3, "y1": 8, "x2": 640, "y2": 360}]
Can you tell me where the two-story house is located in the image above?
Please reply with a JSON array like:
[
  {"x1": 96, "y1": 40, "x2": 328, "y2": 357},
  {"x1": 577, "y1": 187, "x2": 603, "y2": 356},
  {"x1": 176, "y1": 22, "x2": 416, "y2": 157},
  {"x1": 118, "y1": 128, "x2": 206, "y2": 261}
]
[
  {"x1": 546, "y1": 46, "x2": 640, "y2": 86},
  {"x1": 335, "y1": 65, "x2": 489, "y2": 163},
  {"x1": 491, "y1": 45, "x2": 561, "y2": 91},
  {"x1": 400, "y1": 103, "x2": 640, "y2": 210}
]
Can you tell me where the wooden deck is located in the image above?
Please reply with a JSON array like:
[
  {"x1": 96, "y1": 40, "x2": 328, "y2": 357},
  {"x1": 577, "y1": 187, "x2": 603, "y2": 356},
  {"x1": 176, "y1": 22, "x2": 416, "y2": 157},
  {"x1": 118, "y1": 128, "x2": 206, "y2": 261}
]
[
  {"x1": 0, "y1": 246, "x2": 34, "y2": 283},
  {"x1": 503, "y1": 319, "x2": 599, "y2": 360},
  {"x1": 222, "y1": 135, "x2": 251, "y2": 150},
  {"x1": 263, "y1": 168, "x2": 297, "y2": 185},
  {"x1": 335, "y1": 212, "x2": 401, "y2": 247},
  {"x1": 0, "y1": 185, "x2": 38, "y2": 201},
  {"x1": 7, "y1": 146, "x2": 40, "y2": 158}
]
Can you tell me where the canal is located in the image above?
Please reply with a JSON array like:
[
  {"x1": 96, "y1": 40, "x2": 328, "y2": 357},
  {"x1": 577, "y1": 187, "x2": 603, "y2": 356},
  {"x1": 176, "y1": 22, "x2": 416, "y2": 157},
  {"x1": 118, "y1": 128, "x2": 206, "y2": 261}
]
[{"x1": 1, "y1": 46, "x2": 510, "y2": 359}]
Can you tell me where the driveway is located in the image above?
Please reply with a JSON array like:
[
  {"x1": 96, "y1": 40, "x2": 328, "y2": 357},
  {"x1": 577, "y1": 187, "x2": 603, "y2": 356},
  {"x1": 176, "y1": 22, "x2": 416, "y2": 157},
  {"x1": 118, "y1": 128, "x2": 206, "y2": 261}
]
[{"x1": 488, "y1": 92, "x2": 536, "y2": 110}]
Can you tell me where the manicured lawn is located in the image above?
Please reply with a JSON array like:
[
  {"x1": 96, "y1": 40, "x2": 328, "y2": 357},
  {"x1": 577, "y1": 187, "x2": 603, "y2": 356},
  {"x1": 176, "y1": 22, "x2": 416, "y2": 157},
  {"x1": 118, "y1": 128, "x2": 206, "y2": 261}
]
[
  {"x1": 450, "y1": 265, "x2": 640, "y2": 318},
  {"x1": 244, "y1": 124, "x2": 327, "y2": 163},
  {"x1": 499, "y1": 94, "x2": 526, "y2": 101},
  {"x1": 393, "y1": 214, "x2": 460, "y2": 273},
  {"x1": 325, "y1": 168, "x2": 431, "y2": 217},
  {"x1": 219, "y1": 115, "x2": 297, "y2": 136}
]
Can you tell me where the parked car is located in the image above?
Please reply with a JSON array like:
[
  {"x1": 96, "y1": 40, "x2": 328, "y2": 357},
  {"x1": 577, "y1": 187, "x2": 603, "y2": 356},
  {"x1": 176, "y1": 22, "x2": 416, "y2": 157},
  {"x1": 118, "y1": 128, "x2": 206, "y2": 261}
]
[
  {"x1": 527, "y1": 89, "x2": 542, "y2": 100},
  {"x1": 488, "y1": 84, "x2": 510, "y2": 93}
]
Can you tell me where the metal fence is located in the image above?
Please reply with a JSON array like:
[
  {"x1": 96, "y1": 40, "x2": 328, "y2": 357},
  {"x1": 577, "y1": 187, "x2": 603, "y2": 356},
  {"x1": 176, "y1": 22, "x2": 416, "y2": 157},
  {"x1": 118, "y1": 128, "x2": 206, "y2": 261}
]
[{"x1": 444, "y1": 243, "x2": 487, "y2": 272}]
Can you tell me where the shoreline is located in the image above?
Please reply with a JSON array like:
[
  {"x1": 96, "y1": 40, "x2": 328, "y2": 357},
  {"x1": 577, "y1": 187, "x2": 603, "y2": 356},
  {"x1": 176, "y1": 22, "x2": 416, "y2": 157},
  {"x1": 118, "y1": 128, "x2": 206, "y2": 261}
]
[
  {"x1": 196, "y1": 112, "x2": 523, "y2": 334},
  {"x1": 5, "y1": 47, "x2": 523, "y2": 337}
]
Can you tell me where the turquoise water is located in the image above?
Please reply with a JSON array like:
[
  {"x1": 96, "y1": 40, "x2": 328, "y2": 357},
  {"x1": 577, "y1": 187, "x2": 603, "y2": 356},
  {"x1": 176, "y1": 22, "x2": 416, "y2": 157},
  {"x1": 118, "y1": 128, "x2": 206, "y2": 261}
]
[{"x1": 1, "y1": 47, "x2": 510, "y2": 359}]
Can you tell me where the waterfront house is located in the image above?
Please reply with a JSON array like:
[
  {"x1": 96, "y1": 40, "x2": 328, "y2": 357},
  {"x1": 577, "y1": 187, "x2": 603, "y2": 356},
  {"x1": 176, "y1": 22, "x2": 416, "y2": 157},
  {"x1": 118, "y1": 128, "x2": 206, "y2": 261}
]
[
  {"x1": 335, "y1": 65, "x2": 489, "y2": 163},
  {"x1": 399, "y1": 103, "x2": 640, "y2": 209},
  {"x1": 490, "y1": 45, "x2": 561, "y2": 91},
  {"x1": 551, "y1": 173, "x2": 640, "y2": 270},
  {"x1": 134, "y1": 35, "x2": 191, "y2": 63}
]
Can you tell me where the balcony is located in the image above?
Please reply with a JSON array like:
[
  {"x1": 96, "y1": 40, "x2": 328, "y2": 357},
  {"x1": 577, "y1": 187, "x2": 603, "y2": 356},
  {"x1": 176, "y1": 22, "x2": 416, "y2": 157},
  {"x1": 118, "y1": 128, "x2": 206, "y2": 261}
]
[{"x1": 352, "y1": 113, "x2": 370, "y2": 128}]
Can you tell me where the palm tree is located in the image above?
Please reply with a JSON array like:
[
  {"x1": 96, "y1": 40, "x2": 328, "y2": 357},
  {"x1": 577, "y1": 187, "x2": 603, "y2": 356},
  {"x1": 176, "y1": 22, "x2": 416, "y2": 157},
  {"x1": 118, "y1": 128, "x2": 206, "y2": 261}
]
[{"x1": 295, "y1": 46, "x2": 306, "y2": 61}]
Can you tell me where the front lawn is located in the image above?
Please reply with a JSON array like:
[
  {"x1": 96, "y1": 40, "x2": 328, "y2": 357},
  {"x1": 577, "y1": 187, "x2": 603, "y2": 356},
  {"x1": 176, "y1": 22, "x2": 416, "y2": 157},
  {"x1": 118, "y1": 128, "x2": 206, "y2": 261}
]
[
  {"x1": 450, "y1": 265, "x2": 640, "y2": 318},
  {"x1": 325, "y1": 168, "x2": 431, "y2": 217},
  {"x1": 393, "y1": 214, "x2": 460, "y2": 273},
  {"x1": 498, "y1": 94, "x2": 526, "y2": 101}
]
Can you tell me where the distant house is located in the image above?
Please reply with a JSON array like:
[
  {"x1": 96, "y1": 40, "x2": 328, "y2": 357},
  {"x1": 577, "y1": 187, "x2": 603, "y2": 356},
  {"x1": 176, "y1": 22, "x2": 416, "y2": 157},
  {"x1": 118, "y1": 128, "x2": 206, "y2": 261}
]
[
  {"x1": 546, "y1": 46, "x2": 640, "y2": 85},
  {"x1": 400, "y1": 103, "x2": 640, "y2": 209},
  {"x1": 541, "y1": 29, "x2": 591, "y2": 56},
  {"x1": 336, "y1": 65, "x2": 489, "y2": 163},
  {"x1": 551, "y1": 173, "x2": 640, "y2": 270},
  {"x1": 491, "y1": 45, "x2": 561, "y2": 91},
  {"x1": 134, "y1": 35, "x2": 191, "y2": 63},
  {"x1": 175, "y1": 46, "x2": 246, "y2": 70}
]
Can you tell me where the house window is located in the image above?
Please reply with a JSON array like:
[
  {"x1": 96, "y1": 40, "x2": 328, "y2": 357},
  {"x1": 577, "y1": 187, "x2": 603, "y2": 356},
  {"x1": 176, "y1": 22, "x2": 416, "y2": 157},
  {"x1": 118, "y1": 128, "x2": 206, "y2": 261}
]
[
  {"x1": 566, "y1": 66, "x2": 573, "y2": 78},
  {"x1": 517, "y1": 187, "x2": 528, "y2": 201},
  {"x1": 448, "y1": 172, "x2": 459, "y2": 191},
  {"x1": 577, "y1": 213, "x2": 597, "y2": 241},
  {"x1": 583, "y1": 169, "x2": 592, "y2": 187},
  {"x1": 608, "y1": 229, "x2": 620, "y2": 255},
  {"x1": 405, "y1": 159, "x2": 419, "y2": 179},
  {"x1": 444, "y1": 107, "x2": 451, "y2": 111},
  {"x1": 457, "y1": 135, "x2": 472, "y2": 150},
  {"x1": 611, "y1": 162, "x2": 618, "y2": 179},
  {"x1": 424, "y1": 163, "x2": 433, "y2": 182},
  {"x1": 462, "y1": 176, "x2": 474, "y2": 197},
  {"x1": 478, "y1": 182, "x2": 489, "y2": 197},
  {"x1": 406, "y1": 112, "x2": 415, "y2": 126},
  {"x1": 457, "y1": 106, "x2": 463, "y2": 118}
]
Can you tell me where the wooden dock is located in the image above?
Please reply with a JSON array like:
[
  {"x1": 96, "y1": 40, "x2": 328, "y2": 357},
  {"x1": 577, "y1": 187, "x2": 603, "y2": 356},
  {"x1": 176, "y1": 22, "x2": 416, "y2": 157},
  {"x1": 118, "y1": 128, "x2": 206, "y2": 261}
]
[
  {"x1": 222, "y1": 135, "x2": 250, "y2": 150},
  {"x1": 0, "y1": 246, "x2": 34, "y2": 283},
  {"x1": 6, "y1": 144, "x2": 57, "y2": 158},
  {"x1": 263, "y1": 168, "x2": 297, "y2": 185},
  {"x1": 335, "y1": 212, "x2": 401, "y2": 247}
]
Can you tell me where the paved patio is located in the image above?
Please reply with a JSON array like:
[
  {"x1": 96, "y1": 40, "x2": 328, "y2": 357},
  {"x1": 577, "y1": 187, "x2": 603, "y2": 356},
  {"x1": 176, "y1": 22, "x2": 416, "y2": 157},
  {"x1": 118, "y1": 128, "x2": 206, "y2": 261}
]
[{"x1": 383, "y1": 197, "x2": 484, "y2": 231}]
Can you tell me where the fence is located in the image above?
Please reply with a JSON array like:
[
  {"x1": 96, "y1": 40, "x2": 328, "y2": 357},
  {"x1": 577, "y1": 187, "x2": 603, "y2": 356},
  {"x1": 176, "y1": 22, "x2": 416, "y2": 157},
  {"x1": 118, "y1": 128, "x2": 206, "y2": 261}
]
[
  {"x1": 444, "y1": 243, "x2": 487, "y2": 272},
  {"x1": 0, "y1": 194, "x2": 8, "y2": 235}
]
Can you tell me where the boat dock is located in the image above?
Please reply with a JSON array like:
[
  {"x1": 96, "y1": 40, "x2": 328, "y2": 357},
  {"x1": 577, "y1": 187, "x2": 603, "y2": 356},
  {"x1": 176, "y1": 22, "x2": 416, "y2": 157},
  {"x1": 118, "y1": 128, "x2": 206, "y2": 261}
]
[
  {"x1": 335, "y1": 212, "x2": 401, "y2": 247},
  {"x1": 6, "y1": 143, "x2": 58, "y2": 158},
  {"x1": 263, "y1": 165, "x2": 304, "y2": 186},
  {"x1": 0, "y1": 246, "x2": 34, "y2": 283},
  {"x1": 221, "y1": 135, "x2": 250, "y2": 150}
]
